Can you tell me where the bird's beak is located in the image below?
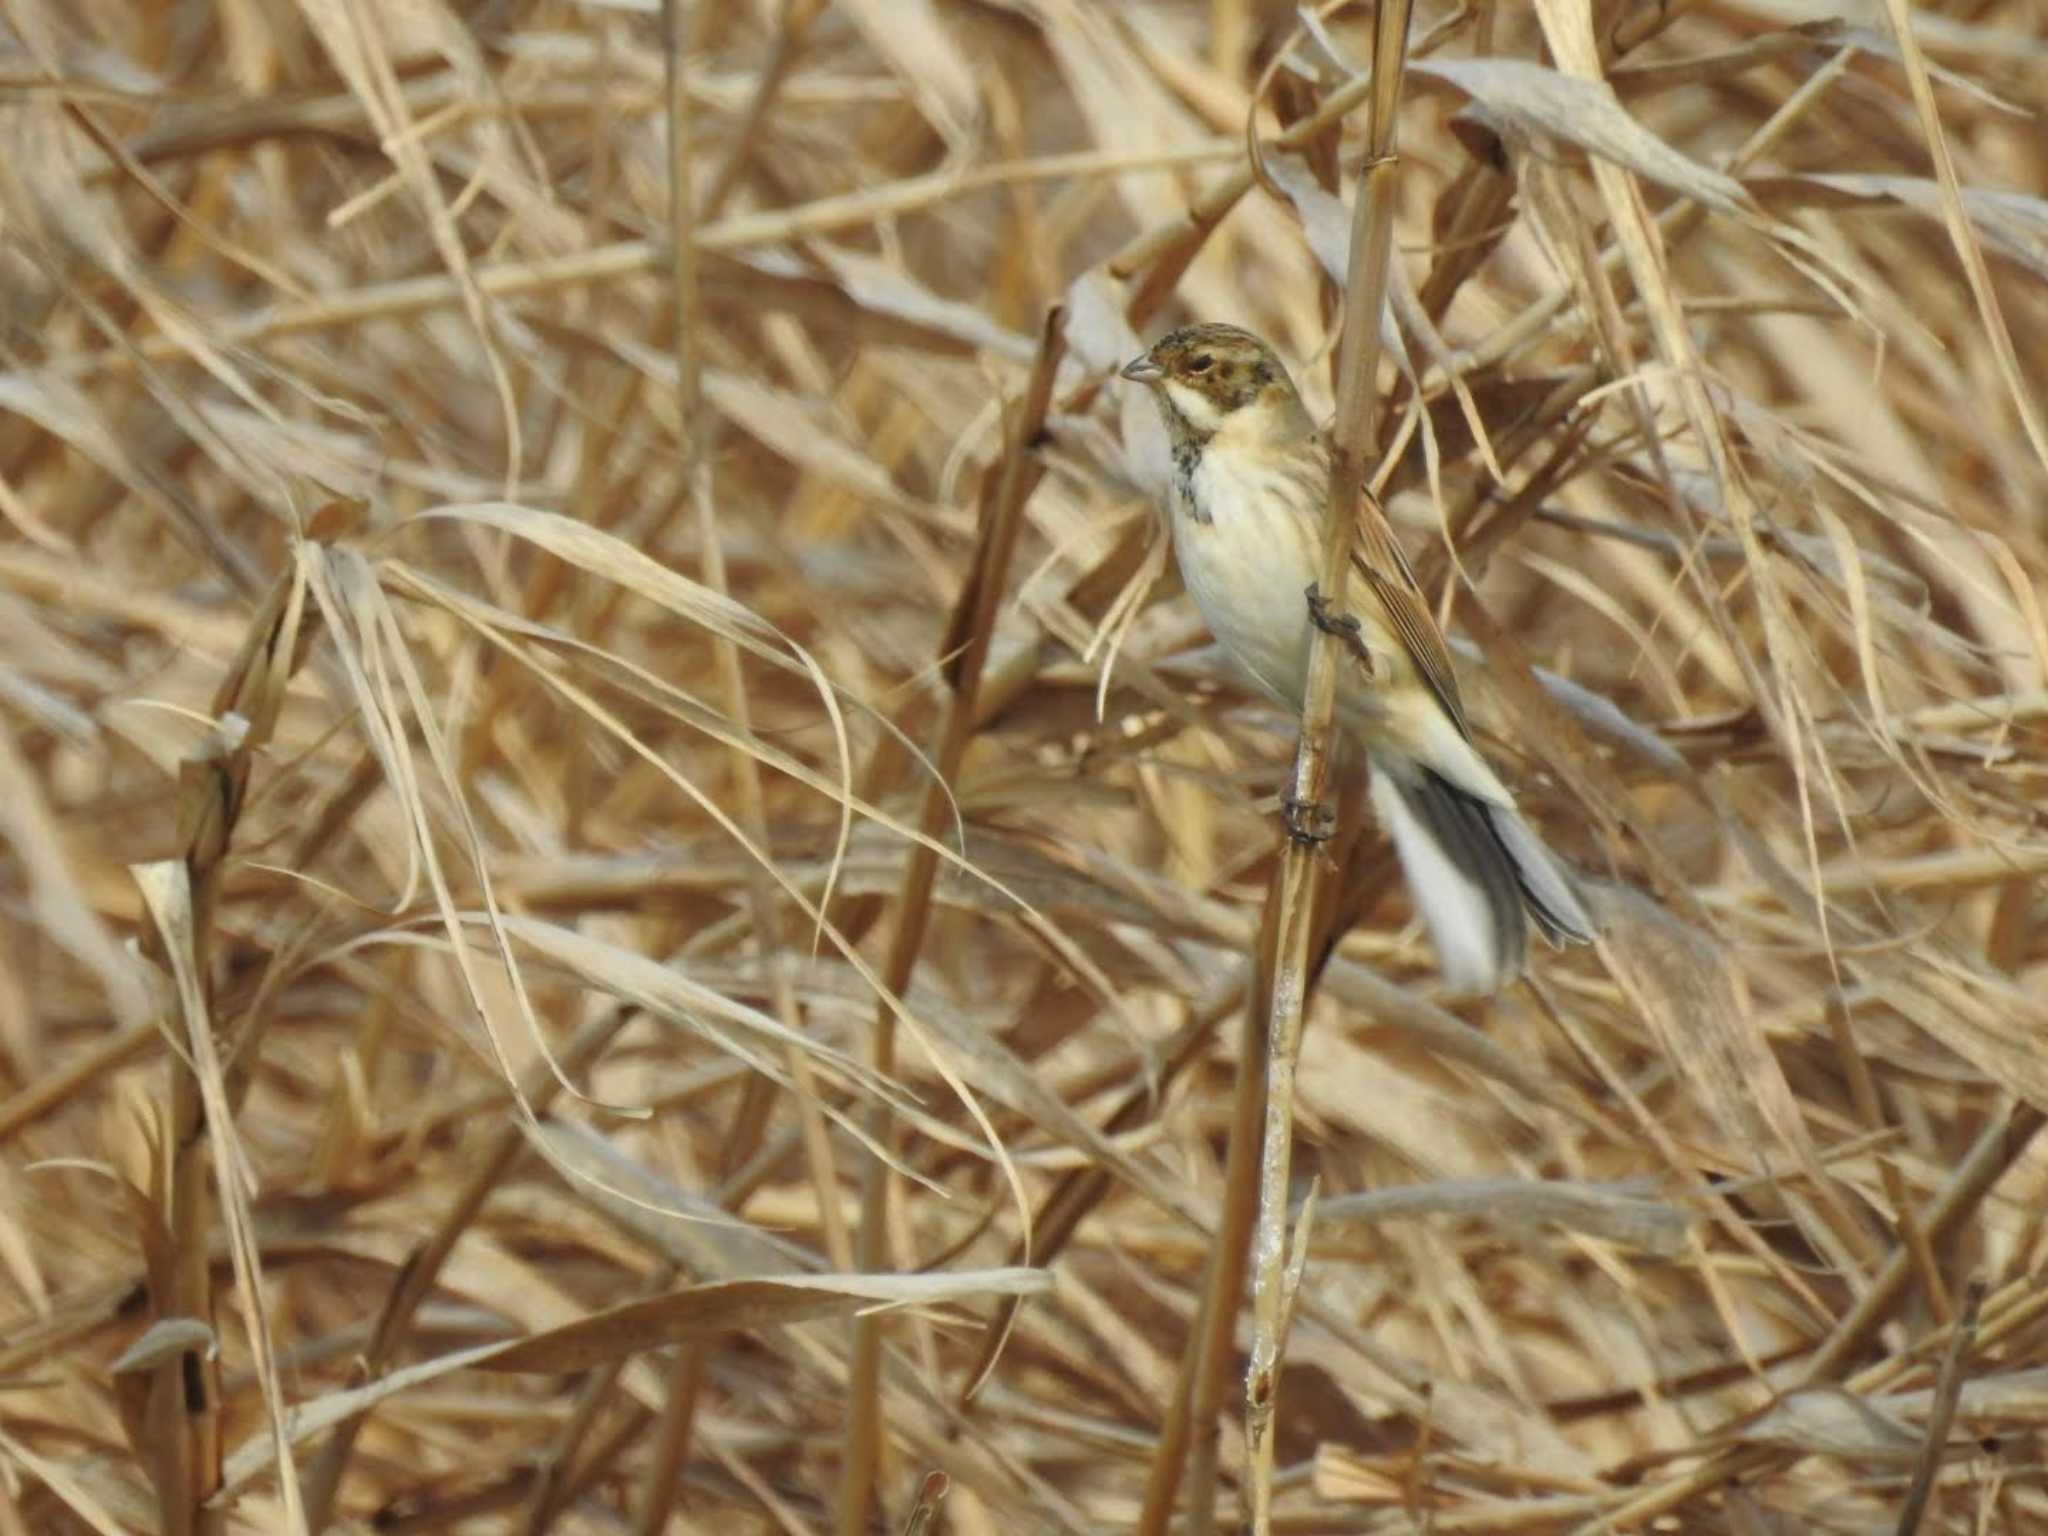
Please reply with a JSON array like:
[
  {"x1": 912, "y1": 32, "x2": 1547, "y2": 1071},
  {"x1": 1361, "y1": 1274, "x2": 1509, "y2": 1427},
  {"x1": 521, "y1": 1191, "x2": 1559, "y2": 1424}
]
[{"x1": 1119, "y1": 354, "x2": 1163, "y2": 384}]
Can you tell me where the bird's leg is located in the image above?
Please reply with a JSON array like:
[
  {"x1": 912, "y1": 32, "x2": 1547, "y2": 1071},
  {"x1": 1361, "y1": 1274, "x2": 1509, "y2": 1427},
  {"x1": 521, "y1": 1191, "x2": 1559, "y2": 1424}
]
[
  {"x1": 1304, "y1": 582, "x2": 1373, "y2": 673},
  {"x1": 1288, "y1": 582, "x2": 1358, "y2": 844},
  {"x1": 1281, "y1": 794, "x2": 1336, "y2": 845}
]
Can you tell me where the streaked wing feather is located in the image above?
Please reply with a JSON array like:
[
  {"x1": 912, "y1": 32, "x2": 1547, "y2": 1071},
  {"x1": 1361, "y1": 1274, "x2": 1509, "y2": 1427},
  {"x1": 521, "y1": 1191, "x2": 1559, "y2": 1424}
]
[{"x1": 1350, "y1": 488, "x2": 1470, "y2": 739}]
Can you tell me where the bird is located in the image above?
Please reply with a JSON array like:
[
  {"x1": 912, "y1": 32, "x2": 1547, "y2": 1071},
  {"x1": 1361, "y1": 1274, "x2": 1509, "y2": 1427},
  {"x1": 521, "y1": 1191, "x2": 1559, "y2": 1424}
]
[{"x1": 1119, "y1": 322, "x2": 1594, "y2": 993}]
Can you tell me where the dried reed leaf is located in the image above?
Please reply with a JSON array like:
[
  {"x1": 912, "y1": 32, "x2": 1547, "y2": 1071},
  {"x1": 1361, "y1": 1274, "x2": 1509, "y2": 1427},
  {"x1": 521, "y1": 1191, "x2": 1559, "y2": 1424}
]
[
  {"x1": 836, "y1": 0, "x2": 979, "y2": 148},
  {"x1": 1872, "y1": 0, "x2": 2048, "y2": 474},
  {"x1": 1592, "y1": 883, "x2": 1821, "y2": 1184},
  {"x1": 484, "y1": 914, "x2": 931, "y2": 1180},
  {"x1": 0, "y1": 724, "x2": 151, "y2": 1029},
  {"x1": 1319, "y1": 1178, "x2": 1691, "y2": 1256},
  {"x1": 1894, "y1": 1366, "x2": 2048, "y2": 1424},
  {"x1": 1749, "y1": 174, "x2": 2048, "y2": 282},
  {"x1": 1413, "y1": 56, "x2": 1749, "y2": 215},
  {"x1": 0, "y1": 1424, "x2": 130, "y2": 1536},
  {"x1": 109, "y1": 1316, "x2": 217, "y2": 1375},
  {"x1": 1310, "y1": 1442, "x2": 1406, "y2": 1505},
  {"x1": 528, "y1": 1120, "x2": 818, "y2": 1276},
  {"x1": 811, "y1": 244, "x2": 1036, "y2": 361},
  {"x1": 1734, "y1": 1385, "x2": 1921, "y2": 1461},
  {"x1": 214, "y1": 1339, "x2": 518, "y2": 1498},
  {"x1": 477, "y1": 1267, "x2": 1051, "y2": 1375}
]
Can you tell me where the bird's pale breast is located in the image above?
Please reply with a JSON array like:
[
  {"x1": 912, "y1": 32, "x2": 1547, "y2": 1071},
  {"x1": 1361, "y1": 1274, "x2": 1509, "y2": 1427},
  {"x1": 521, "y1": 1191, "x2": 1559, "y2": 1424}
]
[
  {"x1": 1172, "y1": 443, "x2": 1328, "y2": 710},
  {"x1": 1172, "y1": 437, "x2": 1448, "y2": 766}
]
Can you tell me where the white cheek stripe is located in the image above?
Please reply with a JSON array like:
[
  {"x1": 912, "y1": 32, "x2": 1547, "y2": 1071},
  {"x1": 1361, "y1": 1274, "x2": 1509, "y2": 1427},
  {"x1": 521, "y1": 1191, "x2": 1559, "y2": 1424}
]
[{"x1": 1164, "y1": 381, "x2": 1220, "y2": 432}]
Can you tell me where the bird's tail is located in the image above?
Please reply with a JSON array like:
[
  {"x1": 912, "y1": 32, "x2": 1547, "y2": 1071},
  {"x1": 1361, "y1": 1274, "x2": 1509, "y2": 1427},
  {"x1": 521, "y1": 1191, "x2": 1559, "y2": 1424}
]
[{"x1": 1367, "y1": 756, "x2": 1595, "y2": 995}]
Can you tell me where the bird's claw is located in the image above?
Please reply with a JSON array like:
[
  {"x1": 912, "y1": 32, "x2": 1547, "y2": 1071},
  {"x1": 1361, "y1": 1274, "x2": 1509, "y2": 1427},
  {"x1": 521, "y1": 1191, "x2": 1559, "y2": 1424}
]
[
  {"x1": 1282, "y1": 795, "x2": 1336, "y2": 845},
  {"x1": 1304, "y1": 582, "x2": 1373, "y2": 672}
]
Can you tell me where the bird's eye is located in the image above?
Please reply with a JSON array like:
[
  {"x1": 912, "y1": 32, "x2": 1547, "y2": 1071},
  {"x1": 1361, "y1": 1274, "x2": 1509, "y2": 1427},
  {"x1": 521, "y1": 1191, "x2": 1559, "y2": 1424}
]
[{"x1": 1186, "y1": 355, "x2": 1214, "y2": 374}]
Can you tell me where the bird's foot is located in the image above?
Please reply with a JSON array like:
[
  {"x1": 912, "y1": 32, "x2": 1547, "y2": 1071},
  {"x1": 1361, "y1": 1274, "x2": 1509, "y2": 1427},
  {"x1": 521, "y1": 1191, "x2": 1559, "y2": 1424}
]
[
  {"x1": 1282, "y1": 795, "x2": 1336, "y2": 845},
  {"x1": 1304, "y1": 582, "x2": 1373, "y2": 672}
]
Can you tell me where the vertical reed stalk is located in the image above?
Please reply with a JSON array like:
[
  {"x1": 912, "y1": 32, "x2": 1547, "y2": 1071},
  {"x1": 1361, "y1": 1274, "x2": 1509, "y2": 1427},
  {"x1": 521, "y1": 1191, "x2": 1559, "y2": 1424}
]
[
  {"x1": 1243, "y1": 6, "x2": 1412, "y2": 1532},
  {"x1": 837, "y1": 308, "x2": 1069, "y2": 1535}
]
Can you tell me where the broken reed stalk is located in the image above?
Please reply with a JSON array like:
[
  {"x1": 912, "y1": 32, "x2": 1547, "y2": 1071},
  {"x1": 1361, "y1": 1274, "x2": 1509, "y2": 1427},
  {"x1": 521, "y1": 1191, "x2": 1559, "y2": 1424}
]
[
  {"x1": 837, "y1": 307, "x2": 1068, "y2": 1536},
  {"x1": 130, "y1": 566, "x2": 315, "y2": 1534},
  {"x1": 1243, "y1": 6, "x2": 1412, "y2": 1534}
]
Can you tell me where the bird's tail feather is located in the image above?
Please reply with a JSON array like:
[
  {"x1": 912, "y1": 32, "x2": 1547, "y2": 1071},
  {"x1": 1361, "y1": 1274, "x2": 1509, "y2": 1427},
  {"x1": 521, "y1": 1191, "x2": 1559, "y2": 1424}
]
[
  {"x1": 1481, "y1": 796, "x2": 1597, "y2": 946},
  {"x1": 1368, "y1": 758, "x2": 1595, "y2": 994}
]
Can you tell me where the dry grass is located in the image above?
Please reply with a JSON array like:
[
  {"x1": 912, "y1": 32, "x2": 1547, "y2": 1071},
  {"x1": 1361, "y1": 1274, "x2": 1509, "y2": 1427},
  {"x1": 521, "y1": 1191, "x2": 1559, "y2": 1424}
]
[{"x1": 3, "y1": 1, "x2": 2048, "y2": 1532}]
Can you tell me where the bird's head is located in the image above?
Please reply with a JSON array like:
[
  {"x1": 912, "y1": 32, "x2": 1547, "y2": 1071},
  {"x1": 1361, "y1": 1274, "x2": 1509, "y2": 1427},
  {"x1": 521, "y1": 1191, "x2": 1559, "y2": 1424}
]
[{"x1": 1119, "y1": 323, "x2": 1310, "y2": 443}]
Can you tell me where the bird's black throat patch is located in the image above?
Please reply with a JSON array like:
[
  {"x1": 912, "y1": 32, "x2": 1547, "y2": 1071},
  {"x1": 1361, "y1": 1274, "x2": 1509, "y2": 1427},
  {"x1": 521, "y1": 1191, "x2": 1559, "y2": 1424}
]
[{"x1": 1170, "y1": 438, "x2": 1209, "y2": 524}]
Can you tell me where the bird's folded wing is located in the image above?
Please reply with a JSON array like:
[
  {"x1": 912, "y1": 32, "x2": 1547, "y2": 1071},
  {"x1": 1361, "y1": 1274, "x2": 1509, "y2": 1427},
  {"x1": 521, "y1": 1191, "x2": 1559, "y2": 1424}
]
[{"x1": 1350, "y1": 490, "x2": 1471, "y2": 741}]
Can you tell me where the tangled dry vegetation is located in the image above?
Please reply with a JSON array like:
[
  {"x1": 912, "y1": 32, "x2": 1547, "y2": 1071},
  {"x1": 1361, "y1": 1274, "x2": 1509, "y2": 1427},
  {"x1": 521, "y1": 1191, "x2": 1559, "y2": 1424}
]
[{"x1": 4, "y1": 0, "x2": 2048, "y2": 1532}]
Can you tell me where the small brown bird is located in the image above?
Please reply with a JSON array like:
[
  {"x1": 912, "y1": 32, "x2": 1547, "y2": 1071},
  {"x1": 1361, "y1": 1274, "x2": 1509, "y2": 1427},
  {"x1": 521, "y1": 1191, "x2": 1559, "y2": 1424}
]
[{"x1": 1121, "y1": 322, "x2": 1593, "y2": 992}]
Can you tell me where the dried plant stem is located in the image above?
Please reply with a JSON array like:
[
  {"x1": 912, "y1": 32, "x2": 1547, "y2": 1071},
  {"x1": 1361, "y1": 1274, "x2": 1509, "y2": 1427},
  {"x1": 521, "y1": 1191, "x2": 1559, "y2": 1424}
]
[
  {"x1": 61, "y1": 145, "x2": 1233, "y2": 384},
  {"x1": 1243, "y1": 8, "x2": 1412, "y2": 1534},
  {"x1": 700, "y1": 0, "x2": 826, "y2": 220},
  {"x1": 154, "y1": 1017, "x2": 216, "y2": 1536},
  {"x1": 966, "y1": 976, "x2": 1244, "y2": 1394},
  {"x1": 1804, "y1": 1102, "x2": 2043, "y2": 1383},
  {"x1": 1109, "y1": 61, "x2": 1386, "y2": 310},
  {"x1": 299, "y1": 1007, "x2": 634, "y2": 1531},
  {"x1": 663, "y1": 0, "x2": 705, "y2": 481},
  {"x1": 637, "y1": 12, "x2": 720, "y2": 1526},
  {"x1": 1436, "y1": 36, "x2": 1851, "y2": 407},
  {"x1": 639, "y1": 8, "x2": 850, "y2": 1523},
  {"x1": 0, "y1": 1016, "x2": 155, "y2": 1147},
  {"x1": 1894, "y1": 1277, "x2": 1984, "y2": 1536},
  {"x1": 634, "y1": 1347, "x2": 706, "y2": 1536},
  {"x1": 1571, "y1": 1101, "x2": 2045, "y2": 1533},
  {"x1": 1824, "y1": 992, "x2": 1950, "y2": 1324},
  {"x1": 518, "y1": 1347, "x2": 637, "y2": 1533},
  {"x1": 838, "y1": 308, "x2": 1068, "y2": 1536},
  {"x1": 1875, "y1": 0, "x2": 2048, "y2": 474},
  {"x1": 1143, "y1": 976, "x2": 1268, "y2": 1536}
]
